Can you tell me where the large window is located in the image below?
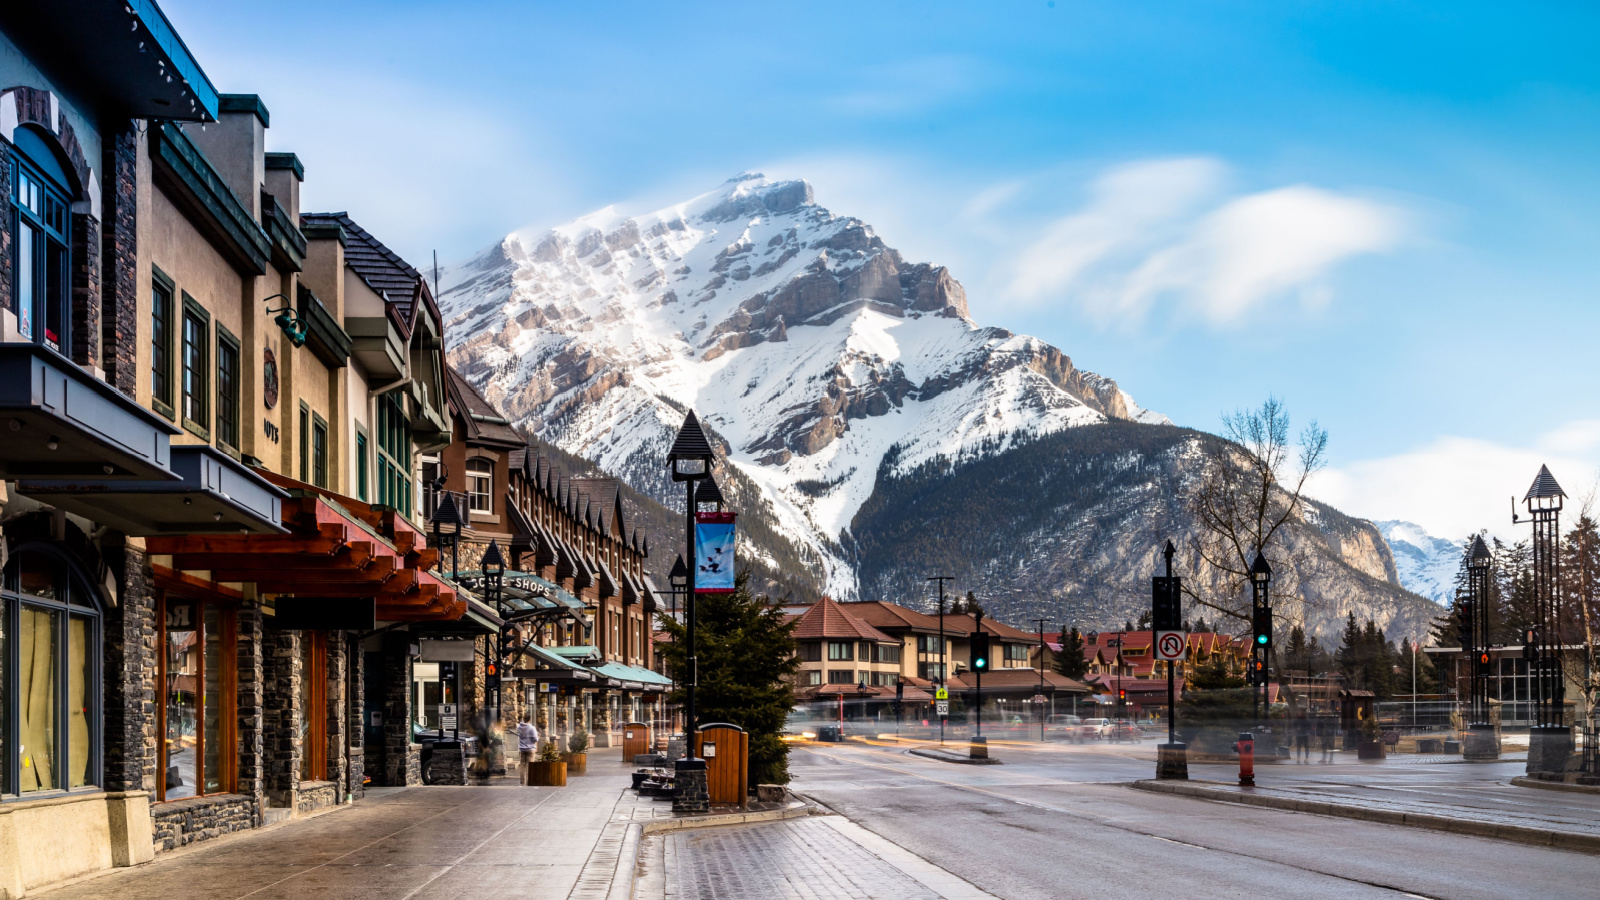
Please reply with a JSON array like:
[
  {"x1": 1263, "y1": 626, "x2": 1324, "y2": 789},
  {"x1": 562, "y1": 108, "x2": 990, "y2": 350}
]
[
  {"x1": 3, "y1": 548, "x2": 100, "y2": 795},
  {"x1": 826, "y1": 669, "x2": 854, "y2": 685},
  {"x1": 158, "y1": 595, "x2": 235, "y2": 801},
  {"x1": 355, "y1": 430, "x2": 370, "y2": 502},
  {"x1": 466, "y1": 458, "x2": 493, "y2": 513},
  {"x1": 298, "y1": 632, "x2": 326, "y2": 782},
  {"x1": 180, "y1": 296, "x2": 209, "y2": 435},
  {"x1": 376, "y1": 392, "x2": 412, "y2": 516},
  {"x1": 151, "y1": 271, "x2": 175, "y2": 416},
  {"x1": 827, "y1": 641, "x2": 853, "y2": 661},
  {"x1": 873, "y1": 643, "x2": 901, "y2": 664},
  {"x1": 216, "y1": 327, "x2": 240, "y2": 451},
  {"x1": 10, "y1": 134, "x2": 71, "y2": 353}
]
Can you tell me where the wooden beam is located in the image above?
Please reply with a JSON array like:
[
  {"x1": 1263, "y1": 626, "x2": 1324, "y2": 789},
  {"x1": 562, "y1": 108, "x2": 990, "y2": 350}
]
[
  {"x1": 150, "y1": 565, "x2": 246, "y2": 601},
  {"x1": 147, "y1": 535, "x2": 344, "y2": 556}
]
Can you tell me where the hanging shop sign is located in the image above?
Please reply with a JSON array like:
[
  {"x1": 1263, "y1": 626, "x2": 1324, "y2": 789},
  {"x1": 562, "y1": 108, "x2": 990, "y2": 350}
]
[
  {"x1": 418, "y1": 639, "x2": 476, "y2": 662},
  {"x1": 694, "y1": 511, "x2": 737, "y2": 593}
]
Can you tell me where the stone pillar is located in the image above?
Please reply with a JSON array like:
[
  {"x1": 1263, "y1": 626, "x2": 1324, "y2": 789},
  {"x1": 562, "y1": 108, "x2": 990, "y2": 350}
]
[
  {"x1": 325, "y1": 632, "x2": 348, "y2": 797},
  {"x1": 592, "y1": 692, "x2": 613, "y2": 748},
  {"x1": 347, "y1": 634, "x2": 365, "y2": 800},
  {"x1": 262, "y1": 628, "x2": 301, "y2": 807},
  {"x1": 236, "y1": 604, "x2": 266, "y2": 824},
  {"x1": 672, "y1": 759, "x2": 709, "y2": 815},
  {"x1": 1156, "y1": 742, "x2": 1189, "y2": 780},
  {"x1": 1527, "y1": 726, "x2": 1574, "y2": 776},
  {"x1": 100, "y1": 123, "x2": 138, "y2": 396},
  {"x1": 100, "y1": 536, "x2": 157, "y2": 866},
  {"x1": 70, "y1": 207, "x2": 101, "y2": 368},
  {"x1": 381, "y1": 632, "x2": 416, "y2": 786}
]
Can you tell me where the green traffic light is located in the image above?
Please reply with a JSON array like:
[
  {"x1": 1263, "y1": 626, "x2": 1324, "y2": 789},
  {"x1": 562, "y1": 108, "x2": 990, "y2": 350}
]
[{"x1": 1256, "y1": 634, "x2": 1268, "y2": 645}]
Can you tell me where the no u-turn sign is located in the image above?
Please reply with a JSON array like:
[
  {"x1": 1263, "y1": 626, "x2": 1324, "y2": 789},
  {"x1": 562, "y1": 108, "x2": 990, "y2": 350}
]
[{"x1": 1154, "y1": 630, "x2": 1188, "y2": 661}]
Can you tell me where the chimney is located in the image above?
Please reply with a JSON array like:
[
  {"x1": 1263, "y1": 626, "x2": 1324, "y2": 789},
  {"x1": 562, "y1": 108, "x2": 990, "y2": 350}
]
[{"x1": 185, "y1": 93, "x2": 268, "y2": 220}]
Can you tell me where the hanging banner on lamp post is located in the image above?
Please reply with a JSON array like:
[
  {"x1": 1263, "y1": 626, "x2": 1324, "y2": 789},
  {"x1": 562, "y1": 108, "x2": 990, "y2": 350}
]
[{"x1": 694, "y1": 511, "x2": 736, "y2": 593}]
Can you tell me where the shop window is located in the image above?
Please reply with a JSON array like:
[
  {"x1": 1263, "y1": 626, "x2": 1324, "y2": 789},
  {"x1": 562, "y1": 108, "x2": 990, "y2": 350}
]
[
  {"x1": 298, "y1": 632, "x2": 326, "y2": 782},
  {"x1": 180, "y1": 296, "x2": 209, "y2": 436},
  {"x1": 151, "y1": 269, "x2": 175, "y2": 417},
  {"x1": 3, "y1": 547, "x2": 101, "y2": 795},
  {"x1": 827, "y1": 642, "x2": 853, "y2": 661},
  {"x1": 158, "y1": 595, "x2": 235, "y2": 801},
  {"x1": 216, "y1": 327, "x2": 240, "y2": 451},
  {"x1": 466, "y1": 458, "x2": 493, "y2": 513},
  {"x1": 9, "y1": 132, "x2": 71, "y2": 353}
]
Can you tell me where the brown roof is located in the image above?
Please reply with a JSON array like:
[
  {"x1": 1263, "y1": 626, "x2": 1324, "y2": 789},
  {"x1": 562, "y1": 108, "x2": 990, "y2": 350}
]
[
  {"x1": 945, "y1": 613, "x2": 1035, "y2": 642},
  {"x1": 791, "y1": 597, "x2": 896, "y2": 643},
  {"x1": 445, "y1": 366, "x2": 522, "y2": 447},
  {"x1": 947, "y1": 669, "x2": 1091, "y2": 693},
  {"x1": 301, "y1": 211, "x2": 440, "y2": 339},
  {"x1": 838, "y1": 600, "x2": 958, "y2": 635}
]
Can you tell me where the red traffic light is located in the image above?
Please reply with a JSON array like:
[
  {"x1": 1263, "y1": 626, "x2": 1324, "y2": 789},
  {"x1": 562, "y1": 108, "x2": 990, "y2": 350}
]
[
  {"x1": 1480, "y1": 653, "x2": 1490, "y2": 664},
  {"x1": 486, "y1": 662, "x2": 497, "y2": 676}
]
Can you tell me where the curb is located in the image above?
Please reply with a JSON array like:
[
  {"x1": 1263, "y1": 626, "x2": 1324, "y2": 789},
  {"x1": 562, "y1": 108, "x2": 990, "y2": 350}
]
[
  {"x1": 907, "y1": 748, "x2": 1002, "y2": 766},
  {"x1": 638, "y1": 802, "x2": 816, "y2": 835},
  {"x1": 1511, "y1": 776, "x2": 1600, "y2": 795},
  {"x1": 1131, "y1": 779, "x2": 1600, "y2": 854}
]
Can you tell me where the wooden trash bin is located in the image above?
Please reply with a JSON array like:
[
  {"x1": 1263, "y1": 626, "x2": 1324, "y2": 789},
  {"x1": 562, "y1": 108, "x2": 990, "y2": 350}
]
[
  {"x1": 622, "y1": 722, "x2": 651, "y2": 760},
  {"x1": 693, "y1": 723, "x2": 749, "y2": 808}
]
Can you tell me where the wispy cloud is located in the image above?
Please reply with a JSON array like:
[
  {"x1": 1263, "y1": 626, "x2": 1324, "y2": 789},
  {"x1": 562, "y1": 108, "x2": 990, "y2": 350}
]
[
  {"x1": 1313, "y1": 423, "x2": 1600, "y2": 541},
  {"x1": 1009, "y1": 159, "x2": 1407, "y2": 327}
]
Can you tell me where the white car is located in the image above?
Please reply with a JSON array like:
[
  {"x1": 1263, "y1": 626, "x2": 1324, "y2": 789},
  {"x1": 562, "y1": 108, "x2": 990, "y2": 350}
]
[{"x1": 1079, "y1": 717, "x2": 1113, "y2": 739}]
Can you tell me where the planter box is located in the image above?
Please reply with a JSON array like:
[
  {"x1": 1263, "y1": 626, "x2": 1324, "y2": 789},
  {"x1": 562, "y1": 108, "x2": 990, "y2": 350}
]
[
  {"x1": 1357, "y1": 740, "x2": 1386, "y2": 760},
  {"x1": 562, "y1": 752, "x2": 588, "y2": 776},
  {"x1": 526, "y1": 761, "x2": 567, "y2": 786}
]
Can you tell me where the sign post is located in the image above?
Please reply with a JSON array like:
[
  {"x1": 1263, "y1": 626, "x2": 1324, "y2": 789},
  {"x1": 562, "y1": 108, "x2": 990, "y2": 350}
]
[{"x1": 1152, "y1": 541, "x2": 1188, "y2": 780}]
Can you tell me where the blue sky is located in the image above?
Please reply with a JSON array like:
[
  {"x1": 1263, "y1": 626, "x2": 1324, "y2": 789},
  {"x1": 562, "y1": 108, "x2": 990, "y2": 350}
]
[{"x1": 164, "y1": 0, "x2": 1600, "y2": 538}]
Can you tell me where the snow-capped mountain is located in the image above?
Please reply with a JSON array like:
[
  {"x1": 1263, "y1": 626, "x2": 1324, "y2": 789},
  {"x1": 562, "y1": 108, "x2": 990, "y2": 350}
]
[
  {"x1": 439, "y1": 173, "x2": 1167, "y2": 598},
  {"x1": 1375, "y1": 520, "x2": 1462, "y2": 605}
]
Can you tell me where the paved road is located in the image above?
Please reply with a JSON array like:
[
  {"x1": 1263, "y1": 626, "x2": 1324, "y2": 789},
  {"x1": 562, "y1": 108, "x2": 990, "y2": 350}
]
[{"x1": 788, "y1": 740, "x2": 1598, "y2": 899}]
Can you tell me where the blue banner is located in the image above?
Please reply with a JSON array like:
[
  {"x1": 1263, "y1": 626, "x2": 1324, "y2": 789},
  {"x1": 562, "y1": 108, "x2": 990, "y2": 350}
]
[{"x1": 694, "y1": 513, "x2": 736, "y2": 593}]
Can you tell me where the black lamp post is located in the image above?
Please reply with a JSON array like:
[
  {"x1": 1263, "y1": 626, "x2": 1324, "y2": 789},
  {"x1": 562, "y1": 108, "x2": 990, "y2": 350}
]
[
  {"x1": 1466, "y1": 535, "x2": 1492, "y2": 730},
  {"x1": 927, "y1": 575, "x2": 953, "y2": 744},
  {"x1": 1250, "y1": 551, "x2": 1273, "y2": 732},
  {"x1": 432, "y1": 490, "x2": 464, "y2": 579},
  {"x1": 667, "y1": 410, "x2": 714, "y2": 812},
  {"x1": 1513, "y1": 465, "x2": 1569, "y2": 773},
  {"x1": 482, "y1": 539, "x2": 506, "y2": 723}
]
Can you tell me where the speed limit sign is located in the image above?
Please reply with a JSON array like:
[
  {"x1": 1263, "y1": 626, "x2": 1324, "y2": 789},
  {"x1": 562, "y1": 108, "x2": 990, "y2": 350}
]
[{"x1": 1154, "y1": 630, "x2": 1188, "y2": 661}]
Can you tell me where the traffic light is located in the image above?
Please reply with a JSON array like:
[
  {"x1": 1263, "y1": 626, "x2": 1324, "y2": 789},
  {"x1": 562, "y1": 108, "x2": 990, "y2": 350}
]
[
  {"x1": 970, "y1": 633, "x2": 991, "y2": 670},
  {"x1": 1522, "y1": 626, "x2": 1540, "y2": 660},
  {"x1": 1253, "y1": 606, "x2": 1272, "y2": 649},
  {"x1": 1457, "y1": 615, "x2": 1474, "y2": 652},
  {"x1": 1152, "y1": 576, "x2": 1182, "y2": 631},
  {"x1": 1118, "y1": 689, "x2": 1127, "y2": 702},
  {"x1": 1247, "y1": 658, "x2": 1266, "y2": 684}
]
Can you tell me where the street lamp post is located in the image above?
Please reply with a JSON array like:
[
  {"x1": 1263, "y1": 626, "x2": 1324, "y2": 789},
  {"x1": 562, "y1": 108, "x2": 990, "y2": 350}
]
[
  {"x1": 1513, "y1": 466, "x2": 1569, "y2": 774},
  {"x1": 1464, "y1": 536, "x2": 1496, "y2": 757},
  {"x1": 1034, "y1": 617, "x2": 1050, "y2": 743},
  {"x1": 482, "y1": 539, "x2": 506, "y2": 725},
  {"x1": 667, "y1": 411, "x2": 714, "y2": 814}
]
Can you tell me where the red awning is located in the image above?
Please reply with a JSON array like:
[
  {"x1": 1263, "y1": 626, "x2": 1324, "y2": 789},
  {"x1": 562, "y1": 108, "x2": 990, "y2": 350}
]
[{"x1": 147, "y1": 472, "x2": 464, "y2": 621}]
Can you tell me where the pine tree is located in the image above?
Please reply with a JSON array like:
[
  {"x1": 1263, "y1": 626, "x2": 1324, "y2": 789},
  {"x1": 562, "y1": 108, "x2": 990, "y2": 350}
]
[
  {"x1": 656, "y1": 571, "x2": 799, "y2": 786},
  {"x1": 1284, "y1": 625, "x2": 1311, "y2": 674},
  {"x1": 1336, "y1": 613, "x2": 1362, "y2": 684},
  {"x1": 1054, "y1": 627, "x2": 1089, "y2": 679}
]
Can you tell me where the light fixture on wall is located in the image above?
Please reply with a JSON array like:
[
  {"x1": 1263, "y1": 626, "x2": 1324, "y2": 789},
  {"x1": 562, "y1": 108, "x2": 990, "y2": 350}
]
[{"x1": 262, "y1": 293, "x2": 308, "y2": 348}]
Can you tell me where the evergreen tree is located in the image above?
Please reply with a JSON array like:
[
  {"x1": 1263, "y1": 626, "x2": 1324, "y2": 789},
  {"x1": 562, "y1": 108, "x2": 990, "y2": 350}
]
[
  {"x1": 1284, "y1": 624, "x2": 1311, "y2": 674},
  {"x1": 1335, "y1": 613, "x2": 1362, "y2": 684},
  {"x1": 656, "y1": 571, "x2": 799, "y2": 787},
  {"x1": 1054, "y1": 627, "x2": 1089, "y2": 680},
  {"x1": 1395, "y1": 638, "x2": 1439, "y2": 696}
]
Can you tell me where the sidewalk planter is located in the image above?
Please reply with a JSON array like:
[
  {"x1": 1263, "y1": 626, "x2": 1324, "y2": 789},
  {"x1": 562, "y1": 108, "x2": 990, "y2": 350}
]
[
  {"x1": 526, "y1": 761, "x2": 568, "y2": 786},
  {"x1": 1357, "y1": 740, "x2": 1386, "y2": 760},
  {"x1": 562, "y1": 752, "x2": 588, "y2": 775}
]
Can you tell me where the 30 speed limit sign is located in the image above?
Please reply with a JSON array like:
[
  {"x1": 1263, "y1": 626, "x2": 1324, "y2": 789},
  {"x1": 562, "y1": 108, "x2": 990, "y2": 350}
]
[{"x1": 1154, "y1": 630, "x2": 1188, "y2": 661}]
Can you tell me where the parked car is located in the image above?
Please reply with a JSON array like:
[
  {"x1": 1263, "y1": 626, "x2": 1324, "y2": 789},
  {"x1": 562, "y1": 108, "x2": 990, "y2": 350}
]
[{"x1": 1079, "y1": 717, "x2": 1113, "y2": 739}]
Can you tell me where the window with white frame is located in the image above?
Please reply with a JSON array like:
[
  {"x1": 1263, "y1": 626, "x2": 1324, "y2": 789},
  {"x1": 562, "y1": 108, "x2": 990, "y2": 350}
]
[{"x1": 466, "y1": 458, "x2": 493, "y2": 513}]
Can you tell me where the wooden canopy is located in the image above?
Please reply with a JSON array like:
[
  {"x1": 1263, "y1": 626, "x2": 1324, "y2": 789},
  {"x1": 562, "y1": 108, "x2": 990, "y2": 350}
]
[{"x1": 147, "y1": 472, "x2": 465, "y2": 621}]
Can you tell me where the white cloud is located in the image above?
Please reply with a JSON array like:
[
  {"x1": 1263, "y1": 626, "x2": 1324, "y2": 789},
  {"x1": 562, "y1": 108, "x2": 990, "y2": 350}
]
[
  {"x1": 1312, "y1": 427, "x2": 1600, "y2": 542},
  {"x1": 1009, "y1": 160, "x2": 1407, "y2": 326}
]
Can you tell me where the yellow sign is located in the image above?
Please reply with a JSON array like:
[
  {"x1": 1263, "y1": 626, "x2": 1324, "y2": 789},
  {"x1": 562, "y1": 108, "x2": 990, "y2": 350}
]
[{"x1": 936, "y1": 687, "x2": 948, "y2": 700}]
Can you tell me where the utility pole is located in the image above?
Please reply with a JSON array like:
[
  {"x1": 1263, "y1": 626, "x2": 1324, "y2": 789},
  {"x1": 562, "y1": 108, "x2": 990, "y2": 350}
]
[
  {"x1": 928, "y1": 575, "x2": 953, "y2": 744},
  {"x1": 1034, "y1": 617, "x2": 1050, "y2": 743}
]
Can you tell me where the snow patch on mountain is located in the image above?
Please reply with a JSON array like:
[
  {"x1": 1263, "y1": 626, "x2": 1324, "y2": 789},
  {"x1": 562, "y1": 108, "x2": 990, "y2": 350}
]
[
  {"x1": 1375, "y1": 520, "x2": 1462, "y2": 605},
  {"x1": 439, "y1": 172, "x2": 1168, "y2": 597}
]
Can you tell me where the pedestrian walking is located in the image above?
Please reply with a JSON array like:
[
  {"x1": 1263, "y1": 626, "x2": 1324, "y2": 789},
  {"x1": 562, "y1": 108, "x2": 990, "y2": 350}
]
[
  {"x1": 1294, "y1": 713, "x2": 1311, "y2": 763},
  {"x1": 517, "y1": 714, "x2": 540, "y2": 772},
  {"x1": 1317, "y1": 716, "x2": 1335, "y2": 763}
]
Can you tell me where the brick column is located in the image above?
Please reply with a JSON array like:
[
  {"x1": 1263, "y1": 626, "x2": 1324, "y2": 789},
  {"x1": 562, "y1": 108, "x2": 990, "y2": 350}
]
[
  {"x1": 235, "y1": 604, "x2": 265, "y2": 824},
  {"x1": 0, "y1": 139, "x2": 13, "y2": 319},
  {"x1": 381, "y1": 632, "x2": 415, "y2": 786},
  {"x1": 101, "y1": 538, "x2": 156, "y2": 795},
  {"x1": 262, "y1": 629, "x2": 301, "y2": 807},
  {"x1": 100, "y1": 123, "x2": 138, "y2": 395},
  {"x1": 70, "y1": 208, "x2": 101, "y2": 368}
]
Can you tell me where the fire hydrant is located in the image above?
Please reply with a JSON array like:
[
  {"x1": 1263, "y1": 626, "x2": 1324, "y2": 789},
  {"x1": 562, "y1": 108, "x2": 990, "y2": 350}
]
[{"x1": 1238, "y1": 732, "x2": 1255, "y2": 786}]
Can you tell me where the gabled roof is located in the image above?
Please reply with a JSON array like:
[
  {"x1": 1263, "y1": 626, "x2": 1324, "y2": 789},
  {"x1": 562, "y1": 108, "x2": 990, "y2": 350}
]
[
  {"x1": 792, "y1": 597, "x2": 895, "y2": 643},
  {"x1": 571, "y1": 477, "x2": 622, "y2": 536},
  {"x1": 445, "y1": 366, "x2": 522, "y2": 448},
  {"x1": 300, "y1": 211, "x2": 441, "y2": 339},
  {"x1": 1525, "y1": 464, "x2": 1566, "y2": 501},
  {"x1": 946, "y1": 613, "x2": 1034, "y2": 642},
  {"x1": 839, "y1": 600, "x2": 953, "y2": 635}
]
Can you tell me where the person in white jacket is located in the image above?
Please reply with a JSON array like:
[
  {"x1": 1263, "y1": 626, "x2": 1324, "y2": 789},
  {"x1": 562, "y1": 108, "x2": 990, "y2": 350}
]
[{"x1": 517, "y1": 715, "x2": 541, "y2": 768}]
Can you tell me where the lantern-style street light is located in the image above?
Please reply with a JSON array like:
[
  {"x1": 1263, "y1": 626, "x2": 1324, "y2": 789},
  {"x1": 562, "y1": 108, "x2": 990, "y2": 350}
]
[
  {"x1": 1466, "y1": 535, "x2": 1492, "y2": 732},
  {"x1": 482, "y1": 539, "x2": 506, "y2": 722},
  {"x1": 1249, "y1": 551, "x2": 1272, "y2": 731},
  {"x1": 667, "y1": 410, "x2": 714, "y2": 812},
  {"x1": 432, "y1": 491, "x2": 464, "y2": 579},
  {"x1": 668, "y1": 554, "x2": 688, "y2": 623}
]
